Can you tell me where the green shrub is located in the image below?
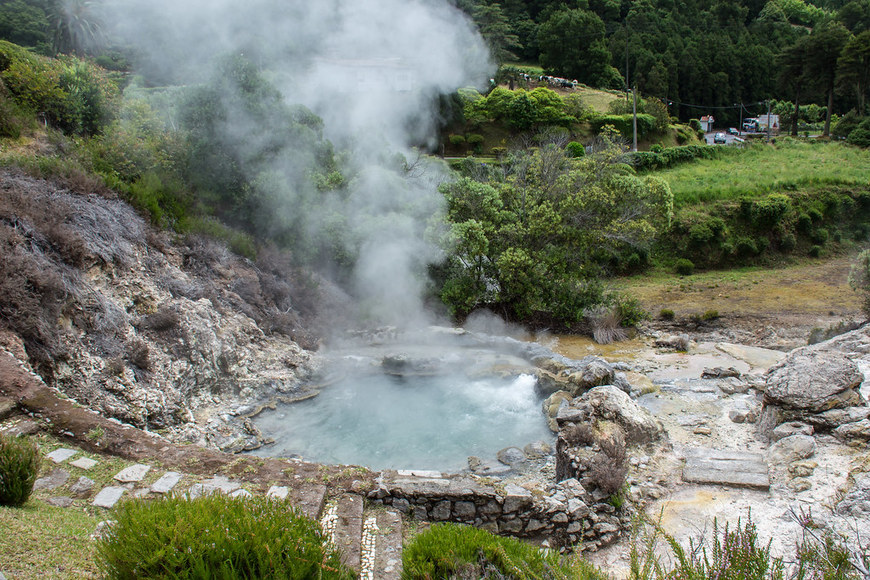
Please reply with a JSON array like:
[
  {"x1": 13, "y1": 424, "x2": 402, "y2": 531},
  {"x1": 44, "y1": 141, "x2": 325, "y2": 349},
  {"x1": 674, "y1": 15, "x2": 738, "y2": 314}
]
[
  {"x1": 465, "y1": 133, "x2": 484, "y2": 145},
  {"x1": 780, "y1": 232, "x2": 797, "y2": 252},
  {"x1": 702, "y1": 309, "x2": 720, "y2": 321},
  {"x1": 735, "y1": 236, "x2": 759, "y2": 257},
  {"x1": 649, "y1": 144, "x2": 664, "y2": 153},
  {"x1": 797, "y1": 213, "x2": 812, "y2": 233},
  {"x1": 0, "y1": 434, "x2": 41, "y2": 507},
  {"x1": 630, "y1": 512, "x2": 784, "y2": 580},
  {"x1": 617, "y1": 294, "x2": 649, "y2": 327},
  {"x1": 675, "y1": 258, "x2": 694, "y2": 275},
  {"x1": 659, "y1": 308, "x2": 675, "y2": 320},
  {"x1": 448, "y1": 134, "x2": 466, "y2": 146},
  {"x1": 811, "y1": 228, "x2": 829, "y2": 245},
  {"x1": 690, "y1": 118, "x2": 701, "y2": 131},
  {"x1": 97, "y1": 494, "x2": 353, "y2": 580},
  {"x1": 750, "y1": 194, "x2": 791, "y2": 228},
  {"x1": 403, "y1": 523, "x2": 607, "y2": 580},
  {"x1": 809, "y1": 244, "x2": 822, "y2": 257},
  {"x1": 808, "y1": 208, "x2": 823, "y2": 223},
  {"x1": 566, "y1": 140, "x2": 586, "y2": 158}
]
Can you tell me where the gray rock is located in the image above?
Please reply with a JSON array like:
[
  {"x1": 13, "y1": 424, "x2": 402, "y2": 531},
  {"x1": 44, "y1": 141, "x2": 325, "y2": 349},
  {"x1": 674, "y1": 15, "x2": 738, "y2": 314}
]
[
  {"x1": 114, "y1": 464, "x2": 151, "y2": 483},
  {"x1": 562, "y1": 386, "x2": 666, "y2": 445},
  {"x1": 565, "y1": 358, "x2": 614, "y2": 395},
  {"x1": 768, "y1": 434, "x2": 816, "y2": 464},
  {"x1": 729, "y1": 400, "x2": 760, "y2": 424},
  {"x1": 523, "y1": 441, "x2": 552, "y2": 459},
  {"x1": 836, "y1": 473, "x2": 870, "y2": 516},
  {"x1": 69, "y1": 457, "x2": 98, "y2": 470},
  {"x1": 144, "y1": 471, "x2": 179, "y2": 495},
  {"x1": 526, "y1": 519, "x2": 547, "y2": 532},
  {"x1": 432, "y1": 501, "x2": 452, "y2": 521},
  {"x1": 771, "y1": 421, "x2": 814, "y2": 442},
  {"x1": 702, "y1": 367, "x2": 740, "y2": 379},
  {"x1": 499, "y1": 519, "x2": 523, "y2": 533},
  {"x1": 47, "y1": 496, "x2": 73, "y2": 508},
  {"x1": 46, "y1": 449, "x2": 77, "y2": 464},
  {"x1": 502, "y1": 484, "x2": 532, "y2": 513},
  {"x1": 809, "y1": 406, "x2": 870, "y2": 429},
  {"x1": 69, "y1": 476, "x2": 95, "y2": 499},
  {"x1": 454, "y1": 501, "x2": 476, "y2": 519},
  {"x1": 567, "y1": 498, "x2": 590, "y2": 518},
  {"x1": 392, "y1": 498, "x2": 410, "y2": 513},
  {"x1": 682, "y1": 448, "x2": 770, "y2": 490},
  {"x1": 33, "y1": 468, "x2": 70, "y2": 491},
  {"x1": 765, "y1": 350, "x2": 864, "y2": 413},
  {"x1": 655, "y1": 334, "x2": 690, "y2": 351},
  {"x1": 92, "y1": 486, "x2": 126, "y2": 509},
  {"x1": 612, "y1": 372, "x2": 633, "y2": 395},
  {"x1": 834, "y1": 419, "x2": 870, "y2": 442},
  {"x1": 266, "y1": 485, "x2": 289, "y2": 500},
  {"x1": 788, "y1": 461, "x2": 817, "y2": 477},
  {"x1": 497, "y1": 447, "x2": 527, "y2": 467}
]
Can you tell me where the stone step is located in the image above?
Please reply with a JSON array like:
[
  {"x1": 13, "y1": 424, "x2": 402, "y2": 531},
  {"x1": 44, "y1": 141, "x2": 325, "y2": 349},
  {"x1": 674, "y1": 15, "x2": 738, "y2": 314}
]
[
  {"x1": 682, "y1": 448, "x2": 770, "y2": 490},
  {"x1": 290, "y1": 483, "x2": 327, "y2": 521},
  {"x1": 363, "y1": 508, "x2": 403, "y2": 580},
  {"x1": 332, "y1": 494, "x2": 365, "y2": 572}
]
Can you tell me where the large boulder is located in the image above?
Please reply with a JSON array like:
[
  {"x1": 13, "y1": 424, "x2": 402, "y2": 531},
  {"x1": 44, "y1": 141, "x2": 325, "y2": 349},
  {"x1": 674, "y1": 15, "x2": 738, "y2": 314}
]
[
  {"x1": 564, "y1": 357, "x2": 615, "y2": 396},
  {"x1": 764, "y1": 350, "x2": 864, "y2": 413},
  {"x1": 557, "y1": 385, "x2": 665, "y2": 446}
]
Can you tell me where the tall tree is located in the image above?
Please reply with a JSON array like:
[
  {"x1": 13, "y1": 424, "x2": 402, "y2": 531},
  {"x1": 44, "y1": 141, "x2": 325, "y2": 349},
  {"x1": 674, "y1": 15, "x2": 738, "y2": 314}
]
[
  {"x1": 50, "y1": 0, "x2": 104, "y2": 55},
  {"x1": 838, "y1": 30, "x2": 870, "y2": 114},
  {"x1": 537, "y1": 7, "x2": 614, "y2": 86},
  {"x1": 470, "y1": 2, "x2": 523, "y2": 64},
  {"x1": 778, "y1": 36, "x2": 810, "y2": 135},
  {"x1": 805, "y1": 22, "x2": 852, "y2": 135}
]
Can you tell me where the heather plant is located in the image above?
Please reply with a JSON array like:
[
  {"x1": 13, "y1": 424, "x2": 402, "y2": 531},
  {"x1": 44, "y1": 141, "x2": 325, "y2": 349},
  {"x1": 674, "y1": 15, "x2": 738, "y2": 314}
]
[
  {"x1": 0, "y1": 433, "x2": 41, "y2": 507},
  {"x1": 403, "y1": 522, "x2": 608, "y2": 580},
  {"x1": 631, "y1": 512, "x2": 785, "y2": 580},
  {"x1": 97, "y1": 493, "x2": 353, "y2": 580}
]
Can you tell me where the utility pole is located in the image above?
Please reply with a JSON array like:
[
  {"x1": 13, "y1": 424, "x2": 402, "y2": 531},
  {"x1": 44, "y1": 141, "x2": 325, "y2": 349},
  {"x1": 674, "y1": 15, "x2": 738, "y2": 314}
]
[
  {"x1": 766, "y1": 100, "x2": 772, "y2": 143},
  {"x1": 739, "y1": 102, "x2": 743, "y2": 136},
  {"x1": 632, "y1": 84, "x2": 638, "y2": 152}
]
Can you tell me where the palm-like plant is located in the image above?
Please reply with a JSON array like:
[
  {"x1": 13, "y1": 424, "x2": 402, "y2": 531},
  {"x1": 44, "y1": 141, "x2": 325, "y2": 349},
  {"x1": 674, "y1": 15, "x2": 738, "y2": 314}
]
[{"x1": 51, "y1": 0, "x2": 104, "y2": 55}]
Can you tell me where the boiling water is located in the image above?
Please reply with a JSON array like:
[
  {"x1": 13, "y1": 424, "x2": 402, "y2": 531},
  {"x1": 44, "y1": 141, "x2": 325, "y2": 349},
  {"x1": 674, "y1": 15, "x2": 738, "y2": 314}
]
[{"x1": 249, "y1": 372, "x2": 552, "y2": 471}]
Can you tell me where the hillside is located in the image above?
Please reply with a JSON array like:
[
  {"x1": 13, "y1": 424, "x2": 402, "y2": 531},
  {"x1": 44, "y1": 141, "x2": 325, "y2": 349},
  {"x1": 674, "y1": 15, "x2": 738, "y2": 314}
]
[{"x1": 0, "y1": 167, "x2": 349, "y2": 452}]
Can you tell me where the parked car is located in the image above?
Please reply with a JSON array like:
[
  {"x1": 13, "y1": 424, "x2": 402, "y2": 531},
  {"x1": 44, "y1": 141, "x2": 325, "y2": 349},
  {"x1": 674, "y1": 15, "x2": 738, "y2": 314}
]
[
  {"x1": 727, "y1": 127, "x2": 739, "y2": 135},
  {"x1": 713, "y1": 132, "x2": 727, "y2": 144}
]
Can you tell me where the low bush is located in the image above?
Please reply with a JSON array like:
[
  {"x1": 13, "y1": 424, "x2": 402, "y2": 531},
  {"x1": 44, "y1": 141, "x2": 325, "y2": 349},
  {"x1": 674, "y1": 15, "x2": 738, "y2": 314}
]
[
  {"x1": 630, "y1": 512, "x2": 784, "y2": 580},
  {"x1": 809, "y1": 244, "x2": 822, "y2": 257},
  {"x1": 659, "y1": 309, "x2": 675, "y2": 320},
  {"x1": 403, "y1": 522, "x2": 607, "y2": 580},
  {"x1": 0, "y1": 434, "x2": 41, "y2": 507},
  {"x1": 566, "y1": 140, "x2": 586, "y2": 158},
  {"x1": 675, "y1": 258, "x2": 695, "y2": 275},
  {"x1": 97, "y1": 494, "x2": 353, "y2": 580},
  {"x1": 780, "y1": 232, "x2": 797, "y2": 252},
  {"x1": 588, "y1": 432, "x2": 628, "y2": 495}
]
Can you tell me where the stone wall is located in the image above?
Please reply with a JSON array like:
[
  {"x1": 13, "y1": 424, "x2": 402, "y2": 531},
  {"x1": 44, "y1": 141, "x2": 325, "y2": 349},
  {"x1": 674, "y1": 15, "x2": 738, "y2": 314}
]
[{"x1": 367, "y1": 470, "x2": 629, "y2": 550}]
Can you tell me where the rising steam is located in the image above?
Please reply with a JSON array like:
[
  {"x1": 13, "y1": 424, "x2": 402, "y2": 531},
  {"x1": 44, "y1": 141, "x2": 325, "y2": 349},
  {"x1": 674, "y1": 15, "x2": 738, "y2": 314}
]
[{"x1": 98, "y1": 0, "x2": 492, "y2": 329}]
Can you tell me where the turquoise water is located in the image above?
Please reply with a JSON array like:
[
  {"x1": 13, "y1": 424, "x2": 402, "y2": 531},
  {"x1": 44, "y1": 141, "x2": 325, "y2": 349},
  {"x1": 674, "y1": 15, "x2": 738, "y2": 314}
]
[{"x1": 249, "y1": 372, "x2": 551, "y2": 471}]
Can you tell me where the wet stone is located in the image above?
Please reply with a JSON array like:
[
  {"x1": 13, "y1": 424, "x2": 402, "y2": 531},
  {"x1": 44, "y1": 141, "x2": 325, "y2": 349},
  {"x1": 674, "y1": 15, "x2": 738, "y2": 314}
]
[
  {"x1": 46, "y1": 448, "x2": 77, "y2": 464},
  {"x1": 682, "y1": 448, "x2": 770, "y2": 490},
  {"x1": 33, "y1": 468, "x2": 70, "y2": 491},
  {"x1": 114, "y1": 464, "x2": 151, "y2": 483}
]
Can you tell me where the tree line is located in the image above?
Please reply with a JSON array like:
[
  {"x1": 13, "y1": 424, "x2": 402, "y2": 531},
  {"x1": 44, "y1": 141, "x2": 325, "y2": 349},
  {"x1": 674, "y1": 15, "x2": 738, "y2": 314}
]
[{"x1": 457, "y1": 0, "x2": 870, "y2": 128}]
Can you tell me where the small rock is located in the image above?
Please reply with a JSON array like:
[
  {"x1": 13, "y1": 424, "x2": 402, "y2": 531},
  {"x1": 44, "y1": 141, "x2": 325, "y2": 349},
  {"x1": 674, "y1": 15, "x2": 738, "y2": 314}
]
[
  {"x1": 769, "y1": 434, "x2": 816, "y2": 464},
  {"x1": 788, "y1": 461, "x2": 817, "y2": 478},
  {"x1": 693, "y1": 426, "x2": 712, "y2": 435},
  {"x1": 497, "y1": 447, "x2": 527, "y2": 467},
  {"x1": 33, "y1": 468, "x2": 70, "y2": 491},
  {"x1": 834, "y1": 419, "x2": 870, "y2": 442},
  {"x1": 788, "y1": 478, "x2": 813, "y2": 492},
  {"x1": 69, "y1": 476, "x2": 96, "y2": 499},
  {"x1": 47, "y1": 496, "x2": 73, "y2": 508},
  {"x1": 771, "y1": 421, "x2": 813, "y2": 442},
  {"x1": 702, "y1": 367, "x2": 740, "y2": 379},
  {"x1": 46, "y1": 449, "x2": 77, "y2": 464}
]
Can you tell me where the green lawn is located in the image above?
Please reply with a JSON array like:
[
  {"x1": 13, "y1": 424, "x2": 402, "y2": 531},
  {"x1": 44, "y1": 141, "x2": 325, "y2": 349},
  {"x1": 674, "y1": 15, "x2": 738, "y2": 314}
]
[{"x1": 657, "y1": 139, "x2": 870, "y2": 207}]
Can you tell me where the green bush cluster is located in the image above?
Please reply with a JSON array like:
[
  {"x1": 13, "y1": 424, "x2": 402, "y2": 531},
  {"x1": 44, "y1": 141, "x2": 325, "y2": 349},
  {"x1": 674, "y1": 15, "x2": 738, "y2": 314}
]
[
  {"x1": 0, "y1": 40, "x2": 117, "y2": 136},
  {"x1": 0, "y1": 433, "x2": 41, "y2": 507},
  {"x1": 589, "y1": 113, "x2": 657, "y2": 140},
  {"x1": 632, "y1": 145, "x2": 733, "y2": 171},
  {"x1": 97, "y1": 494, "x2": 354, "y2": 580},
  {"x1": 403, "y1": 523, "x2": 608, "y2": 580}
]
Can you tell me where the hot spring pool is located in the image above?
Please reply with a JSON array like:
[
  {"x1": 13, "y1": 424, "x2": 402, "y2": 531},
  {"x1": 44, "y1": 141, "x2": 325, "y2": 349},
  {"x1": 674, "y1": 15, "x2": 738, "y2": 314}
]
[{"x1": 247, "y1": 371, "x2": 552, "y2": 471}]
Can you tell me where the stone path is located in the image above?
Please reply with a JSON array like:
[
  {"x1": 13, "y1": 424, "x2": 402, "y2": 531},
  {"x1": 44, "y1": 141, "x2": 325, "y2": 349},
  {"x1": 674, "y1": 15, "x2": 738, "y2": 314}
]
[
  {"x1": 682, "y1": 448, "x2": 770, "y2": 490},
  {"x1": 15, "y1": 440, "x2": 403, "y2": 577}
]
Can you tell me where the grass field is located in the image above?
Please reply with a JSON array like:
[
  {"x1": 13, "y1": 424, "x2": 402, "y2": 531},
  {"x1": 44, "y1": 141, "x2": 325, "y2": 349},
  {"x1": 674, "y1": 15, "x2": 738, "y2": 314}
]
[{"x1": 656, "y1": 139, "x2": 870, "y2": 207}]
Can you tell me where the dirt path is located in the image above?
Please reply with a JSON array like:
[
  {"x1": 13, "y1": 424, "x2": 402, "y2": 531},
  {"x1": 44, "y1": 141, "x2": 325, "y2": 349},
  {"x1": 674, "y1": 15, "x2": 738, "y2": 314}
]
[{"x1": 617, "y1": 256, "x2": 865, "y2": 349}]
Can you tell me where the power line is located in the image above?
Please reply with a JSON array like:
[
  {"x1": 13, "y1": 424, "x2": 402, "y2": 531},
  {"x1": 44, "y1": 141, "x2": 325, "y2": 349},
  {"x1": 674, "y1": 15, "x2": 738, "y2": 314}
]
[{"x1": 663, "y1": 98, "x2": 767, "y2": 110}]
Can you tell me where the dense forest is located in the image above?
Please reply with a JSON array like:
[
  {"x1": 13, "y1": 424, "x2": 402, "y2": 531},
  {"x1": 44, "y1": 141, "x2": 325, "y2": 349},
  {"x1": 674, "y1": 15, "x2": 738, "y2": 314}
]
[{"x1": 457, "y1": 0, "x2": 870, "y2": 128}]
